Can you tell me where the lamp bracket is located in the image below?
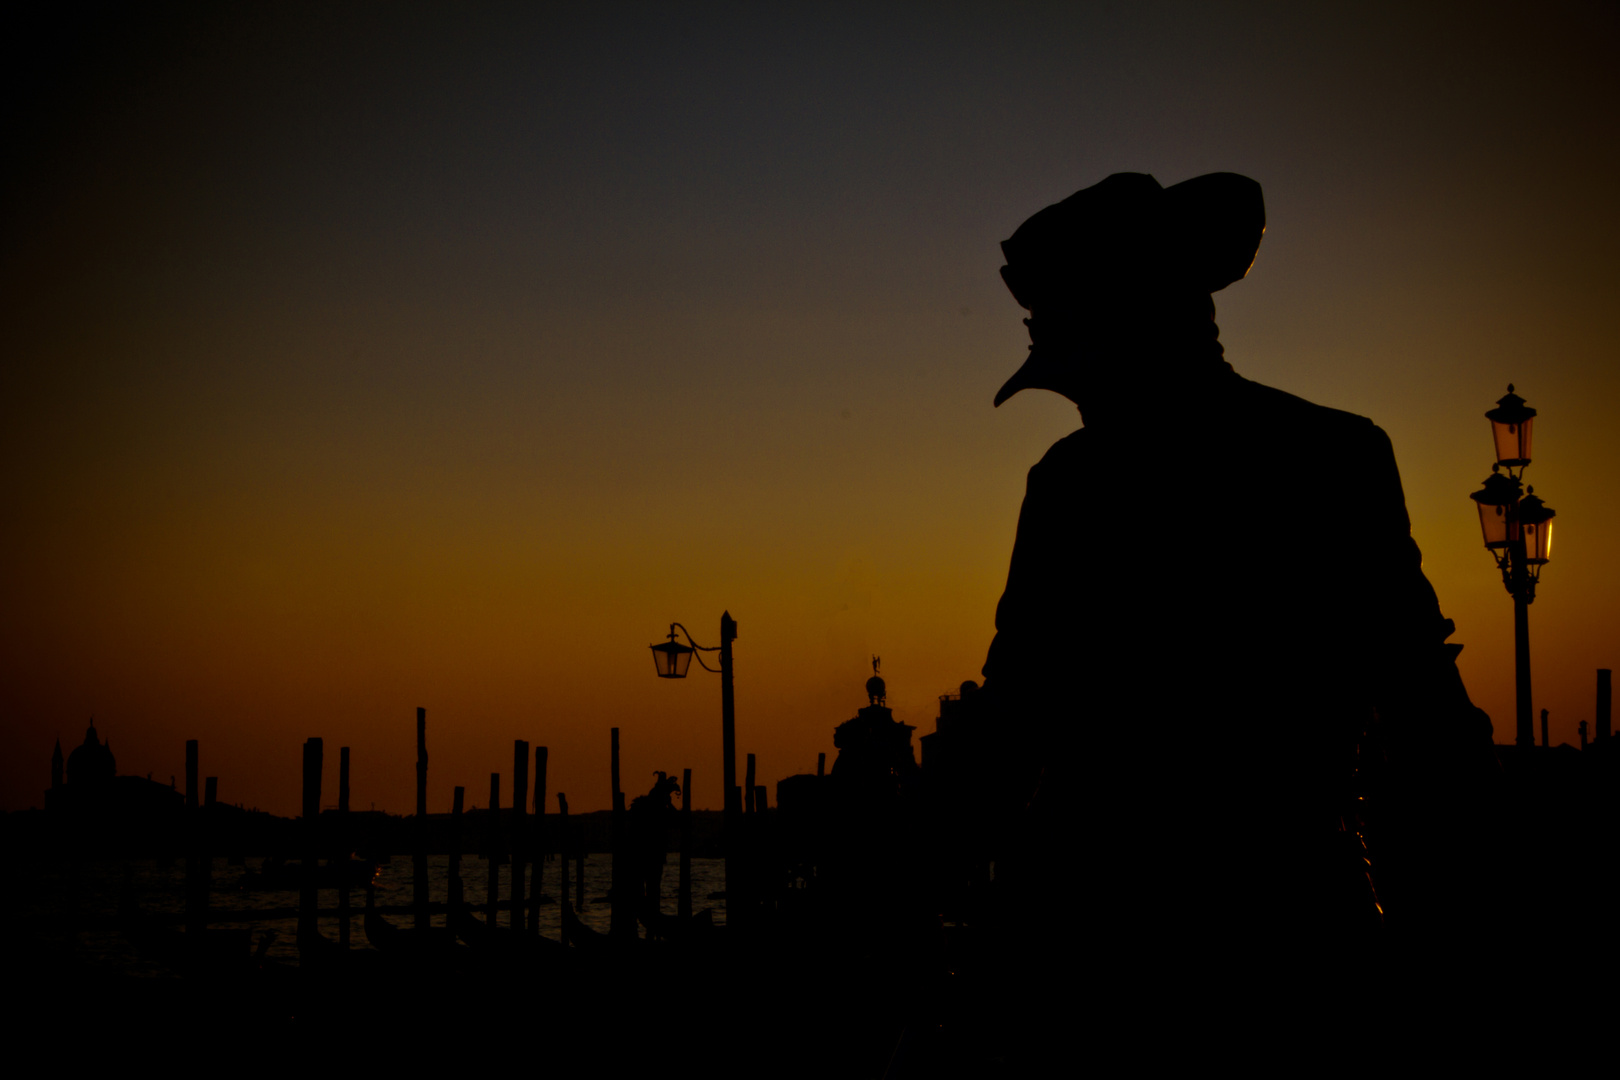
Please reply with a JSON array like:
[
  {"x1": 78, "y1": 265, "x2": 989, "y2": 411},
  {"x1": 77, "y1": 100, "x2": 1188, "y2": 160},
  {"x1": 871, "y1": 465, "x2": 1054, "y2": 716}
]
[{"x1": 668, "y1": 622, "x2": 723, "y2": 674}]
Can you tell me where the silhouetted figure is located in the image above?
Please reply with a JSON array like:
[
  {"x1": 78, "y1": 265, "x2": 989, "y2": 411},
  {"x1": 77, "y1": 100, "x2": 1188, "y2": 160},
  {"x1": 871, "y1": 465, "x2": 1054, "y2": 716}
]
[
  {"x1": 626, "y1": 771, "x2": 680, "y2": 917},
  {"x1": 979, "y1": 173, "x2": 1497, "y2": 974}
]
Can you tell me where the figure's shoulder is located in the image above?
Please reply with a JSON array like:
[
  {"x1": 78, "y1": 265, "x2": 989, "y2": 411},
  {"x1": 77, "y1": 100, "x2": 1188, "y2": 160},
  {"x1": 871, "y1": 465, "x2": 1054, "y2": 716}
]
[
  {"x1": 1032, "y1": 426, "x2": 1091, "y2": 468},
  {"x1": 1036, "y1": 427, "x2": 1088, "y2": 459},
  {"x1": 1232, "y1": 377, "x2": 1385, "y2": 442}
]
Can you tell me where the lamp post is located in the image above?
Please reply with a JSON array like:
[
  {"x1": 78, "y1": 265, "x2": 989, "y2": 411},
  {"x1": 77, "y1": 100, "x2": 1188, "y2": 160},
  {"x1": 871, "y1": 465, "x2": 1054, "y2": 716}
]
[
  {"x1": 1469, "y1": 385, "x2": 1557, "y2": 748},
  {"x1": 650, "y1": 612, "x2": 741, "y2": 917}
]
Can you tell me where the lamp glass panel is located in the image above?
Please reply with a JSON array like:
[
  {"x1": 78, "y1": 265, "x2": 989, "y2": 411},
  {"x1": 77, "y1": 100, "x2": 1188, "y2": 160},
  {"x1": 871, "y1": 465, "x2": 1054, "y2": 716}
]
[
  {"x1": 651, "y1": 641, "x2": 694, "y2": 678},
  {"x1": 1476, "y1": 499, "x2": 1510, "y2": 549},
  {"x1": 1525, "y1": 519, "x2": 1551, "y2": 564},
  {"x1": 1492, "y1": 417, "x2": 1533, "y2": 466}
]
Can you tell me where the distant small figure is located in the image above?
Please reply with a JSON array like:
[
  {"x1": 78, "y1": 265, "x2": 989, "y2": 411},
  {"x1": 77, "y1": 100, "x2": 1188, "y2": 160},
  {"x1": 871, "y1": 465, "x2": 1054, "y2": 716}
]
[{"x1": 627, "y1": 772, "x2": 681, "y2": 916}]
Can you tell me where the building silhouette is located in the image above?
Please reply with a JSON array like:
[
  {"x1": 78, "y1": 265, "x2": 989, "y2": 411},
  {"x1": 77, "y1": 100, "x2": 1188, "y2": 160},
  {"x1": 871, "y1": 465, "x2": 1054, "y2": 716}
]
[{"x1": 45, "y1": 720, "x2": 184, "y2": 852}]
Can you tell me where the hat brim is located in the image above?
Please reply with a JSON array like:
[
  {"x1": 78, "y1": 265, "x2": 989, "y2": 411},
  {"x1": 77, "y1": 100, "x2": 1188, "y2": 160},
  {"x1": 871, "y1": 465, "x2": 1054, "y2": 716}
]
[{"x1": 998, "y1": 172, "x2": 1266, "y2": 306}]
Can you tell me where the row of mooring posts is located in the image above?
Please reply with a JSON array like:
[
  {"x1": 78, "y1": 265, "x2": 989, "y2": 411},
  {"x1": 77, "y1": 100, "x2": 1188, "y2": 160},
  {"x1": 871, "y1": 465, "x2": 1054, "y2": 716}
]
[
  {"x1": 431, "y1": 725, "x2": 562, "y2": 936},
  {"x1": 297, "y1": 736, "x2": 353, "y2": 951},
  {"x1": 288, "y1": 710, "x2": 565, "y2": 956},
  {"x1": 1535, "y1": 668, "x2": 1615, "y2": 749},
  {"x1": 416, "y1": 707, "x2": 652, "y2": 940},
  {"x1": 172, "y1": 734, "x2": 351, "y2": 950},
  {"x1": 179, "y1": 738, "x2": 242, "y2": 939},
  {"x1": 177, "y1": 704, "x2": 716, "y2": 959},
  {"x1": 462, "y1": 737, "x2": 554, "y2": 932}
]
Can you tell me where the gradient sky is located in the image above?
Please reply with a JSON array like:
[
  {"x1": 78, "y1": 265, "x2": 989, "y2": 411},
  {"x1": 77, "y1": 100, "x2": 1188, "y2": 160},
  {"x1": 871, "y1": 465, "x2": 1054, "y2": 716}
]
[{"x1": 5, "y1": 2, "x2": 1617, "y2": 817}]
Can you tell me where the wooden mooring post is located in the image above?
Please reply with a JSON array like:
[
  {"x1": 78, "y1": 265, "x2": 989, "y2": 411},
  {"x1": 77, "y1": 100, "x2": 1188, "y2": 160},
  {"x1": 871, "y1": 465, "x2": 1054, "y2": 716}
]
[
  {"x1": 203, "y1": 775, "x2": 218, "y2": 875},
  {"x1": 530, "y1": 746, "x2": 548, "y2": 932},
  {"x1": 338, "y1": 746, "x2": 351, "y2": 948},
  {"x1": 1599, "y1": 668, "x2": 1613, "y2": 742},
  {"x1": 610, "y1": 727, "x2": 631, "y2": 938},
  {"x1": 575, "y1": 825, "x2": 585, "y2": 910},
  {"x1": 185, "y1": 739, "x2": 208, "y2": 938},
  {"x1": 227, "y1": 778, "x2": 245, "y2": 866},
  {"x1": 299, "y1": 737, "x2": 323, "y2": 950},
  {"x1": 486, "y1": 771, "x2": 501, "y2": 924},
  {"x1": 719, "y1": 611, "x2": 740, "y2": 926},
  {"x1": 511, "y1": 739, "x2": 529, "y2": 930},
  {"x1": 557, "y1": 792, "x2": 571, "y2": 915},
  {"x1": 678, "y1": 767, "x2": 693, "y2": 920},
  {"x1": 414, "y1": 707, "x2": 429, "y2": 932},
  {"x1": 450, "y1": 785, "x2": 465, "y2": 908},
  {"x1": 754, "y1": 783, "x2": 768, "y2": 915}
]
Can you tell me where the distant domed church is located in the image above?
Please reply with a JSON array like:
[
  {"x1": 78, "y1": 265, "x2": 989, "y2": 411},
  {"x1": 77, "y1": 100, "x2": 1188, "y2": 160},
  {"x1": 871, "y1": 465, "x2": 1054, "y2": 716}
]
[
  {"x1": 46, "y1": 720, "x2": 183, "y2": 831},
  {"x1": 62, "y1": 720, "x2": 116, "y2": 788}
]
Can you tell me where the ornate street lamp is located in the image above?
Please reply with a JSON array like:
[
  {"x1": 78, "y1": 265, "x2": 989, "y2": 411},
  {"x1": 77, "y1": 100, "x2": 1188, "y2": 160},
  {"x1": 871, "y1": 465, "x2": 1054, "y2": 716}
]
[
  {"x1": 649, "y1": 612, "x2": 743, "y2": 918},
  {"x1": 1470, "y1": 387, "x2": 1558, "y2": 747}
]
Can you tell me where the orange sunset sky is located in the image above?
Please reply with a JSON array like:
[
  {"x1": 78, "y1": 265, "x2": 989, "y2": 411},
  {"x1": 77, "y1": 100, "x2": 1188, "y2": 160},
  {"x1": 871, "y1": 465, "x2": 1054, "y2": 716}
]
[{"x1": 4, "y1": 3, "x2": 1617, "y2": 817}]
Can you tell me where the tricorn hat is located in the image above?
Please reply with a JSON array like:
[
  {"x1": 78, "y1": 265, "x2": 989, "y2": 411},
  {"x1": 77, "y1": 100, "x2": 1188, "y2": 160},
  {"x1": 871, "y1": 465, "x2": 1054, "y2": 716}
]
[{"x1": 998, "y1": 172, "x2": 1266, "y2": 310}]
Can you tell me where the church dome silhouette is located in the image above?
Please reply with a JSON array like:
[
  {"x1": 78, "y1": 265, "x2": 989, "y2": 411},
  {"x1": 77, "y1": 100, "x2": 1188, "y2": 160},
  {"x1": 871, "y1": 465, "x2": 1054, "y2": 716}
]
[{"x1": 65, "y1": 720, "x2": 116, "y2": 787}]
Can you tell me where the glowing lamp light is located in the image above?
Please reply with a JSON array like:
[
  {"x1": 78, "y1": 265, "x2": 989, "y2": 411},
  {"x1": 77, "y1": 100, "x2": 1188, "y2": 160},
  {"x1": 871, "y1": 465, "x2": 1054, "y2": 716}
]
[
  {"x1": 1517, "y1": 488, "x2": 1555, "y2": 573},
  {"x1": 1469, "y1": 469, "x2": 1519, "y2": 551},
  {"x1": 1485, "y1": 384, "x2": 1536, "y2": 471},
  {"x1": 650, "y1": 627, "x2": 694, "y2": 678},
  {"x1": 1469, "y1": 384, "x2": 1556, "y2": 750}
]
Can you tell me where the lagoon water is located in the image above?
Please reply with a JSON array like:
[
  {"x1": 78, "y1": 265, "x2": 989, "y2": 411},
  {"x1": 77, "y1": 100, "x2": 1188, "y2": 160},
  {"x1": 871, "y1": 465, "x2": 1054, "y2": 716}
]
[{"x1": 26, "y1": 853, "x2": 728, "y2": 974}]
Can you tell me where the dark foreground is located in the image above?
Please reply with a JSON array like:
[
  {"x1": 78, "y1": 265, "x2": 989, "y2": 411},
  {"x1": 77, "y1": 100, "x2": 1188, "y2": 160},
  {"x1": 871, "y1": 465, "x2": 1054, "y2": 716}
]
[{"x1": 12, "y1": 892, "x2": 1607, "y2": 1076}]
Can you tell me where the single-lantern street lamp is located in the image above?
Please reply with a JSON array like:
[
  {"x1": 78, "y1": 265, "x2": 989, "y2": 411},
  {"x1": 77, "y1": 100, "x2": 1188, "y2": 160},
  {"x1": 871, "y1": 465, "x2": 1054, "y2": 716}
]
[
  {"x1": 1469, "y1": 385, "x2": 1557, "y2": 748},
  {"x1": 650, "y1": 627, "x2": 696, "y2": 679},
  {"x1": 649, "y1": 612, "x2": 742, "y2": 915}
]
